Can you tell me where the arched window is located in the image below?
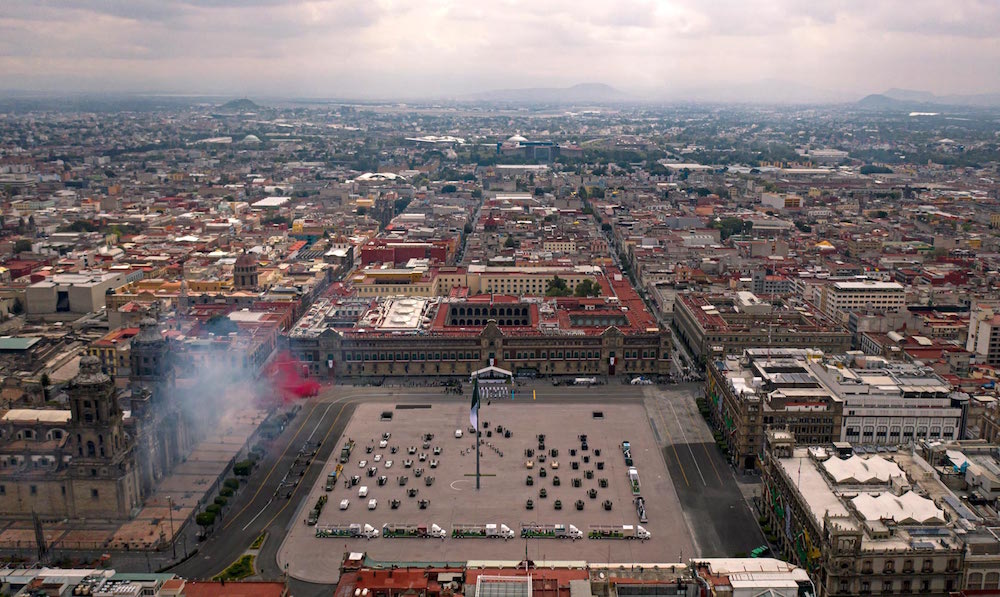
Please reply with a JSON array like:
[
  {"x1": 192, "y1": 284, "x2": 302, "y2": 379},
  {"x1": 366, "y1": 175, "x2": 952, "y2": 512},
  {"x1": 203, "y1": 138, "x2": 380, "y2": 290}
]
[{"x1": 87, "y1": 441, "x2": 96, "y2": 457}]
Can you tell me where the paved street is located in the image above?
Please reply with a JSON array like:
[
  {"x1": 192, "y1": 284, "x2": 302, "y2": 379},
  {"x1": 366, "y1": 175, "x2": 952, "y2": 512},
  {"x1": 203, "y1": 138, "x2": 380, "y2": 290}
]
[{"x1": 644, "y1": 383, "x2": 765, "y2": 557}]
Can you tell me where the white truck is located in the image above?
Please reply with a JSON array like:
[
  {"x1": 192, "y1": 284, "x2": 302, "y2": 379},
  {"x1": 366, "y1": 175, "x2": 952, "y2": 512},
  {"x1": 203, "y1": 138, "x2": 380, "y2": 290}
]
[
  {"x1": 520, "y1": 523, "x2": 583, "y2": 540},
  {"x1": 588, "y1": 524, "x2": 651, "y2": 540},
  {"x1": 382, "y1": 523, "x2": 447, "y2": 539},
  {"x1": 573, "y1": 377, "x2": 598, "y2": 386},
  {"x1": 451, "y1": 523, "x2": 515, "y2": 539},
  {"x1": 315, "y1": 523, "x2": 379, "y2": 539},
  {"x1": 627, "y1": 467, "x2": 641, "y2": 495}
]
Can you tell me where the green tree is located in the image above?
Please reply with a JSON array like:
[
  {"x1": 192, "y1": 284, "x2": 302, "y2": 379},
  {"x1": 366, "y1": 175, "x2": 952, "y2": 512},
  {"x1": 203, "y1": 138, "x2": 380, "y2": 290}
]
[
  {"x1": 545, "y1": 276, "x2": 571, "y2": 297},
  {"x1": 860, "y1": 165, "x2": 893, "y2": 175},
  {"x1": 356, "y1": 206, "x2": 367, "y2": 216},
  {"x1": 196, "y1": 512, "x2": 216, "y2": 527},
  {"x1": 40, "y1": 373, "x2": 51, "y2": 401},
  {"x1": 573, "y1": 280, "x2": 596, "y2": 297},
  {"x1": 441, "y1": 184, "x2": 458, "y2": 193},
  {"x1": 714, "y1": 217, "x2": 751, "y2": 241},
  {"x1": 13, "y1": 239, "x2": 32, "y2": 253},
  {"x1": 393, "y1": 197, "x2": 411, "y2": 213}
]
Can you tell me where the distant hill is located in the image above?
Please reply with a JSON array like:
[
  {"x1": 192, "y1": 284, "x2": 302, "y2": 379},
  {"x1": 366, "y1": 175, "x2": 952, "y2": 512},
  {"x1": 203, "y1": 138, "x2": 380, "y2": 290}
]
[
  {"x1": 856, "y1": 94, "x2": 912, "y2": 110},
  {"x1": 219, "y1": 98, "x2": 260, "y2": 111},
  {"x1": 882, "y1": 88, "x2": 938, "y2": 103},
  {"x1": 465, "y1": 83, "x2": 629, "y2": 103},
  {"x1": 858, "y1": 88, "x2": 1000, "y2": 109}
]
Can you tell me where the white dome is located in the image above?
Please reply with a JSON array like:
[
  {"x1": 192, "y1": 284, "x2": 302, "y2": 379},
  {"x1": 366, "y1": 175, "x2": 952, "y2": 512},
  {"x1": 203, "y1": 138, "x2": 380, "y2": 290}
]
[{"x1": 507, "y1": 135, "x2": 528, "y2": 144}]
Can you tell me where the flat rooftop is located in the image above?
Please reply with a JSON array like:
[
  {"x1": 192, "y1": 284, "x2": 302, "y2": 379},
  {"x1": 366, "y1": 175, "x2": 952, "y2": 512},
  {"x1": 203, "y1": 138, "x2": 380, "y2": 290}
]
[{"x1": 775, "y1": 447, "x2": 962, "y2": 552}]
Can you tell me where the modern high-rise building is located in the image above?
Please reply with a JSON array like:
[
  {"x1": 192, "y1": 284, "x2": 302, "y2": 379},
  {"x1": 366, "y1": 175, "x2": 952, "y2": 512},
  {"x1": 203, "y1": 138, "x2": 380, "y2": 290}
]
[{"x1": 819, "y1": 280, "x2": 906, "y2": 324}]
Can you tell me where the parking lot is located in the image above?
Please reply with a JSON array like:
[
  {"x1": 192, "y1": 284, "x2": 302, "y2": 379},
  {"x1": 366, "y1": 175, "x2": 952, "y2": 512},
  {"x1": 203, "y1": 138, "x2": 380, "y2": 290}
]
[{"x1": 277, "y1": 400, "x2": 695, "y2": 583}]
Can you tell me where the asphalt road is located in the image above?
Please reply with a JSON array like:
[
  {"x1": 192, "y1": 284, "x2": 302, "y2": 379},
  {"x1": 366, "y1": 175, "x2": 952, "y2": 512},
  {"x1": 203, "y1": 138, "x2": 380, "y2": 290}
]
[
  {"x1": 645, "y1": 383, "x2": 765, "y2": 557},
  {"x1": 167, "y1": 393, "x2": 360, "y2": 586}
]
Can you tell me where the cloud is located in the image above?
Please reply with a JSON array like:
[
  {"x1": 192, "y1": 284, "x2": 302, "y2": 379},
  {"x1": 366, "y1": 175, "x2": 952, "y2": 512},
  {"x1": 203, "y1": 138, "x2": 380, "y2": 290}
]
[{"x1": 0, "y1": 0, "x2": 998, "y2": 99}]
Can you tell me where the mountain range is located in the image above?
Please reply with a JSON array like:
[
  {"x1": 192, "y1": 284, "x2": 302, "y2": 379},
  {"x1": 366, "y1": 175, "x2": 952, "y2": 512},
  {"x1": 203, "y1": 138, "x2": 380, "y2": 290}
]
[{"x1": 857, "y1": 88, "x2": 1000, "y2": 109}]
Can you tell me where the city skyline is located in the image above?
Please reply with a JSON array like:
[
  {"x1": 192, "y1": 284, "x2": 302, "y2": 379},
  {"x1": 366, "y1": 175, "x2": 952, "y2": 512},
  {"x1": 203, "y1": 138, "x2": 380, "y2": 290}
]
[{"x1": 2, "y1": 0, "x2": 1000, "y2": 101}]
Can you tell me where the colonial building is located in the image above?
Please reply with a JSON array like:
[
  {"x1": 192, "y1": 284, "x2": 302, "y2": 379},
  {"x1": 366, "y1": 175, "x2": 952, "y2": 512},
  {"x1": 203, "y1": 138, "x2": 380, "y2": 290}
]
[
  {"x1": 290, "y1": 292, "x2": 670, "y2": 380},
  {"x1": 0, "y1": 356, "x2": 141, "y2": 520},
  {"x1": 707, "y1": 348, "x2": 967, "y2": 471},
  {"x1": 233, "y1": 253, "x2": 259, "y2": 290},
  {"x1": 128, "y1": 318, "x2": 193, "y2": 498},
  {"x1": 762, "y1": 430, "x2": 965, "y2": 597},
  {"x1": 706, "y1": 348, "x2": 843, "y2": 471},
  {"x1": 673, "y1": 292, "x2": 851, "y2": 364}
]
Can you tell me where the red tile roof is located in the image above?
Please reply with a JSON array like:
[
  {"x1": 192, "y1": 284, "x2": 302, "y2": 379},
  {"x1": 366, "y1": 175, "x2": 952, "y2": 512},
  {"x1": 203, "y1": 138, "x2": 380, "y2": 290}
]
[{"x1": 181, "y1": 581, "x2": 286, "y2": 597}]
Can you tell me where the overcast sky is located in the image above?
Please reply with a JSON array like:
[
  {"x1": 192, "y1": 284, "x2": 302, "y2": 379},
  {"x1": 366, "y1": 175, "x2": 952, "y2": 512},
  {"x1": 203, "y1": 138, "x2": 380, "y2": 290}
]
[{"x1": 2, "y1": 0, "x2": 999, "y2": 101}]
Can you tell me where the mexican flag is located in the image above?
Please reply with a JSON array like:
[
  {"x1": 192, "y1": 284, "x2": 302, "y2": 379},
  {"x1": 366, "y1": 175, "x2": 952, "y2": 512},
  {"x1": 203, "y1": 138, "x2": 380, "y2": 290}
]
[{"x1": 470, "y1": 378, "x2": 480, "y2": 430}]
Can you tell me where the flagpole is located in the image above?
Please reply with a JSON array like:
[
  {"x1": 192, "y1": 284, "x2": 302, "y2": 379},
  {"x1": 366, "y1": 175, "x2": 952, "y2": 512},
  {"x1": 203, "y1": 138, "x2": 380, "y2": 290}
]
[{"x1": 474, "y1": 377, "x2": 481, "y2": 491}]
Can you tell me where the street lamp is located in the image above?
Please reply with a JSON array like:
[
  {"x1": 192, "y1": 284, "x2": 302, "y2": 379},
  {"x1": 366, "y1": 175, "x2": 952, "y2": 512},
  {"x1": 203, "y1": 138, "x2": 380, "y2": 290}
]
[{"x1": 166, "y1": 496, "x2": 176, "y2": 560}]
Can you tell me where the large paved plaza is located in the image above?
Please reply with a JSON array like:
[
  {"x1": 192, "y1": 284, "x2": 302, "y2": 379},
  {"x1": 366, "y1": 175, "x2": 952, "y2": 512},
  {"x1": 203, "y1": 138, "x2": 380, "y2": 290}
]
[{"x1": 277, "y1": 400, "x2": 695, "y2": 583}]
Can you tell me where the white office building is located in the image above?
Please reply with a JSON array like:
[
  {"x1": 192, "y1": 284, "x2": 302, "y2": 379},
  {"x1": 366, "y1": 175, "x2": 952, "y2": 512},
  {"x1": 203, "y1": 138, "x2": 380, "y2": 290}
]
[
  {"x1": 809, "y1": 353, "x2": 967, "y2": 445},
  {"x1": 820, "y1": 280, "x2": 905, "y2": 324}
]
